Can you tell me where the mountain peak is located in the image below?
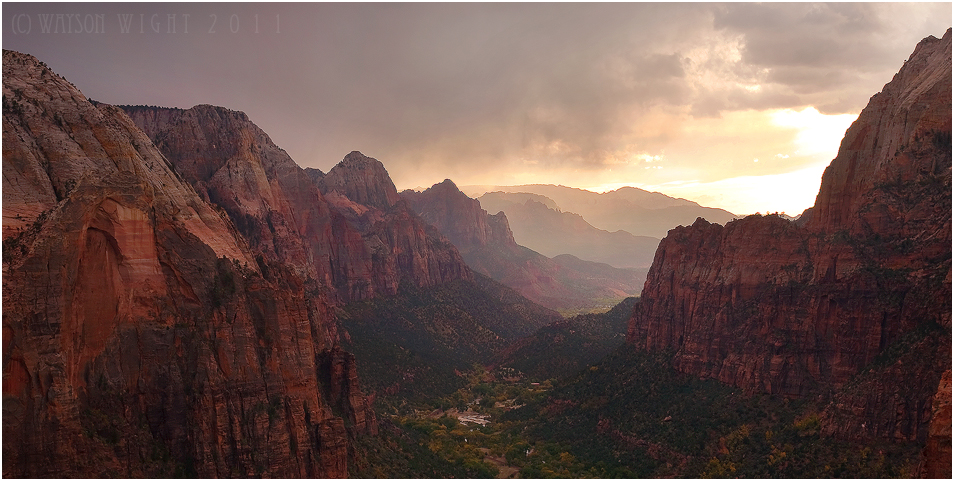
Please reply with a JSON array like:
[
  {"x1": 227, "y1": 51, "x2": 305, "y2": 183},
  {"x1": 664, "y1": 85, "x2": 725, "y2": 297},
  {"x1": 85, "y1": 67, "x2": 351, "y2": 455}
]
[
  {"x1": 343, "y1": 150, "x2": 374, "y2": 164},
  {"x1": 401, "y1": 179, "x2": 518, "y2": 251},
  {"x1": 629, "y1": 30, "x2": 951, "y2": 448},
  {"x1": 437, "y1": 178, "x2": 458, "y2": 189},
  {"x1": 804, "y1": 26, "x2": 951, "y2": 233},
  {"x1": 319, "y1": 151, "x2": 400, "y2": 209}
]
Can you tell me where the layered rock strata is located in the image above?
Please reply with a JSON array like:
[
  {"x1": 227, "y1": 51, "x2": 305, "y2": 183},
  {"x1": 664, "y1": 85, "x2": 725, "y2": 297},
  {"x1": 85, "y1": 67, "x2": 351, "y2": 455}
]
[
  {"x1": 918, "y1": 369, "x2": 952, "y2": 478},
  {"x1": 122, "y1": 108, "x2": 471, "y2": 303},
  {"x1": 628, "y1": 29, "x2": 951, "y2": 450},
  {"x1": 3, "y1": 50, "x2": 375, "y2": 477}
]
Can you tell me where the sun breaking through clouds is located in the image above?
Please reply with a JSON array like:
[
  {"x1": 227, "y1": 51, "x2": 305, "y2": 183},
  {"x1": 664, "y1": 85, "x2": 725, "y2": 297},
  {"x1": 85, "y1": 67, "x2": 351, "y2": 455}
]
[{"x1": 2, "y1": 2, "x2": 949, "y2": 215}]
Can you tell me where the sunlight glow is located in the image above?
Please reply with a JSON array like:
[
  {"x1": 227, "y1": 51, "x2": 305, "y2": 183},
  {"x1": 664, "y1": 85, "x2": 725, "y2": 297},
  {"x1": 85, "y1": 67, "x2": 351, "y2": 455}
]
[
  {"x1": 631, "y1": 161, "x2": 832, "y2": 216},
  {"x1": 771, "y1": 107, "x2": 857, "y2": 157}
]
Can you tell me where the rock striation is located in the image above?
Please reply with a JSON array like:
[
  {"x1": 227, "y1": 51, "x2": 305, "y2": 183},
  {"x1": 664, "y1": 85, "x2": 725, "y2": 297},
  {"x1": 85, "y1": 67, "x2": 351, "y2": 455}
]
[
  {"x1": 121, "y1": 108, "x2": 471, "y2": 302},
  {"x1": 3, "y1": 50, "x2": 376, "y2": 477},
  {"x1": 628, "y1": 28, "x2": 951, "y2": 453},
  {"x1": 918, "y1": 369, "x2": 952, "y2": 478},
  {"x1": 313, "y1": 156, "x2": 473, "y2": 294},
  {"x1": 404, "y1": 179, "x2": 517, "y2": 250},
  {"x1": 318, "y1": 151, "x2": 401, "y2": 211},
  {"x1": 122, "y1": 104, "x2": 375, "y2": 300}
]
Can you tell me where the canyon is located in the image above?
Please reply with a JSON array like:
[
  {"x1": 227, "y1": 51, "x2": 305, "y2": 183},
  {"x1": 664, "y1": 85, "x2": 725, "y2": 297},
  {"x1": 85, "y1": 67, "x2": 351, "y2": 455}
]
[
  {"x1": 401, "y1": 179, "x2": 644, "y2": 314},
  {"x1": 628, "y1": 28, "x2": 951, "y2": 469},
  {"x1": 3, "y1": 50, "x2": 380, "y2": 477},
  {"x1": 2, "y1": 48, "x2": 555, "y2": 477},
  {"x1": 2, "y1": 26, "x2": 950, "y2": 479}
]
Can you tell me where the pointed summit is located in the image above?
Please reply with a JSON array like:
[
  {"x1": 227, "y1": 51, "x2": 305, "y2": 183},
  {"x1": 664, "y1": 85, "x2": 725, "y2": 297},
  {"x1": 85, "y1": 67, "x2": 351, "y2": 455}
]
[
  {"x1": 319, "y1": 151, "x2": 400, "y2": 209},
  {"x1": 402, "y1": 179, "x2": 517, "y2": 250}
]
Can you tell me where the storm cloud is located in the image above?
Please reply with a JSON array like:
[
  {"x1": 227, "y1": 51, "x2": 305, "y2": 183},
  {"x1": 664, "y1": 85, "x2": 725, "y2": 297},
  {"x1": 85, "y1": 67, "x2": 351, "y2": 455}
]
[{"x1": 3, "y1": 2, "x2": 950, "y2": 212}]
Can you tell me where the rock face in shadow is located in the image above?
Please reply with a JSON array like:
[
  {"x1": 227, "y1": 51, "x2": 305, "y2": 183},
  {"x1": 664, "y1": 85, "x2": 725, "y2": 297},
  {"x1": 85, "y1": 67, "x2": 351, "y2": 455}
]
[
  {"x1": 401, "y1": 179, "x2": 645, "y2": 314},
  {"x1": 627, "y1": 29, "x2": 951, "y2": 451},
  {"x1": 3, "y1": 50, "x2": 376, "y2": 478},
  {"x1": 404, "y1": 179, "x2": 518, "y2": 251},
  {"x1": 314, "y1": 154, "x2": 472, "y2": 295},
  {"x1": 918, "y1": 369, "x2": 952, "y2": 478}
]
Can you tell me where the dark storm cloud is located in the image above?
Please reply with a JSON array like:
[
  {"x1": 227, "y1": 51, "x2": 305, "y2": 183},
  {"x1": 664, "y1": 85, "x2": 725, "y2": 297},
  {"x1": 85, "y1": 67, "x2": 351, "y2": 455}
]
[
  {"x1": 708, "y1": 2, "x2": 950, "y2": 114},
  {"x1": 714, "y1": 3, "x2": 889, "y2": 69},
  {"x1": 2, "y1": 2, "x2": 950, "y2": 187}
]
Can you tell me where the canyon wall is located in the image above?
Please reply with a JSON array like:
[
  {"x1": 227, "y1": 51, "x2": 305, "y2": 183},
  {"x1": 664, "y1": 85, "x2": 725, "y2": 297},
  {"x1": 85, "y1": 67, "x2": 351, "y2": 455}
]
[
  {"x1": 3, "y1": 50, "x2": 376, "y2": 477},
  {"x1": 628, "y1": 29, "x2": 951, "y2": 454},
  {"x1": 121, "y1": 108, "x2": 471, "y2": 303}
]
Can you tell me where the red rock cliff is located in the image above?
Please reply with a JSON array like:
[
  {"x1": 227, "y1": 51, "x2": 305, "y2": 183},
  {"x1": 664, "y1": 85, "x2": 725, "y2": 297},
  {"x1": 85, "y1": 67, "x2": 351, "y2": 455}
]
[
  {"x1": 318, "y1": 151, "x2": 402, "y2": 210},
  {"x1": 401, "y1": 179, "x2": 520, "y2": 252},
  {"x1": 2, "y1": 50, "x2": 375, "y2": 477},
  {"x1": 121, "y1": 104, "x2": 378, "y2": 301},
  {"x1": 314, "y1": 152, "x2": 474, "y2": 291},
  {"x1": 628, "y1": 29, "x2": 951, "y2": 449},
  {"x1": 122, "y1": 109, "x2": 473, "y2": 299}
]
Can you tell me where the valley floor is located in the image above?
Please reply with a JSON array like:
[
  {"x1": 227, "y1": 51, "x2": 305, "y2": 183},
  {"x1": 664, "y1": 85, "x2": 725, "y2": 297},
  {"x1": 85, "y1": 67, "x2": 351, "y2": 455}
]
[{"x1": 357, "y1": 350, "x2": 925, "y2": 478}]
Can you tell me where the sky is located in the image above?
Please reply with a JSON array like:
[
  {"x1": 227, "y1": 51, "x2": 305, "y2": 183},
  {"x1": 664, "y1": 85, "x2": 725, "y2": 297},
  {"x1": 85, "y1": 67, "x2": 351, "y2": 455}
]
[{"x1": 3, "y1": 2, "x2": 951, "y2": 215}]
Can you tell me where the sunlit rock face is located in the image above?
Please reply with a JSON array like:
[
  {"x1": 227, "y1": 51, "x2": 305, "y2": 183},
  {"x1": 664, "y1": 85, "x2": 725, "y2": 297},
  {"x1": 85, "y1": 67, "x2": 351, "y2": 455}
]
[
  {"x1": 3, "y1": 49, "x2": 376, "y2": 478},
  {"x1": 122, "y1": 103, "x2": 379, "y2": 301},
  {"x1": 628, "y1": 29, "x2": 951, "y2": 449},
  {"x1": 124, "y1": 105, "x2": 472, "y2": 301}
]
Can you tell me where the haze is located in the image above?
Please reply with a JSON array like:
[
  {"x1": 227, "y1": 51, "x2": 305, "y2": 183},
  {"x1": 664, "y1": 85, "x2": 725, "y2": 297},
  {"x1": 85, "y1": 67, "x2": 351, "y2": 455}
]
[{"x1": 3, "y1": 2, "x2": 949, "y2": 215}]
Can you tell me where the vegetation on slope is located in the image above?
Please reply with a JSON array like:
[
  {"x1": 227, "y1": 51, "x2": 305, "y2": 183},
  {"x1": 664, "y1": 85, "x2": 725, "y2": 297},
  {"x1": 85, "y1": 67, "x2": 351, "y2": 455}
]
[
  {"x1": 494, "y1": 297, "x2": 637, "y2": 380},
  {"x1": 343, "y1": 292, "x2": 932, "y2": 478},
  {"x1": 505, "y1": 345, "x2": 926, "y2": 478},
  {"x1": 336, "y1": 274, "x2": 559, "y2": 405}
]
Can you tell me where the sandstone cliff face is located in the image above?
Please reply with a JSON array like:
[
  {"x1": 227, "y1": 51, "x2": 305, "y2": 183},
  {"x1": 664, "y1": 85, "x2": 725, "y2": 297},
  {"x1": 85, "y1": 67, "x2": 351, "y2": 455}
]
[
  {"x1": 122, "y1": 104, "x2": 377, "y2": 301},
  {"x1": 318, "y1": 151, "x2": 401, "y2": 211},
  {"x1": 401, "y1": 179, "x2": 520, "y2": 252},
  {"x1": 314, "y1": 152, "x2": 474, "y2": 292},
  {"x1": 918, "y1": 369, "x2": 952, "y2": 478},
  {"x1": 123, "y1": 109, "x2": 472, "y2": 301},
  {"x1": 628, "y1": 29, "x2": 951, "y2": 449},
  {"x1": 3, "y1": 50, "x2": 375, "y2": 477}
]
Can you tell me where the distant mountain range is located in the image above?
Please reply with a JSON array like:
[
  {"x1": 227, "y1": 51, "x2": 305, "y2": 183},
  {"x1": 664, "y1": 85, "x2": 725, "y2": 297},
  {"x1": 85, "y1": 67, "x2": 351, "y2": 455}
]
[
  {"x1": 463, "y1": 183, "x2": 738, "y2": 239},
  {"x1": 401, "y1": 180, "x2": 645, "y2": 315},
  {"x1": 477, "y1": 191, "x2": 660, "y2": 269}
]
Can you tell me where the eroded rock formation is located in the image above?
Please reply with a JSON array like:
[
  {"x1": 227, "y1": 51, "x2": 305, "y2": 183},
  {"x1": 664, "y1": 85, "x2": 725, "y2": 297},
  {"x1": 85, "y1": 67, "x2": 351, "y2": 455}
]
[
  {"x1": 628, "y1": 29, "x2": 951, "y2": 453},
  {"x1": 3, "y1": 50, "x2": 375, "y2": 477},
  {"x1": 122, "y1": 108, "x2": 472, "y2": 302},
  {"x1": 318, "y1": 151, "x2": 401, "y2": 211},
  {"x1": 918, "y1": 369, "x2": 952, "y2": 478}
]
